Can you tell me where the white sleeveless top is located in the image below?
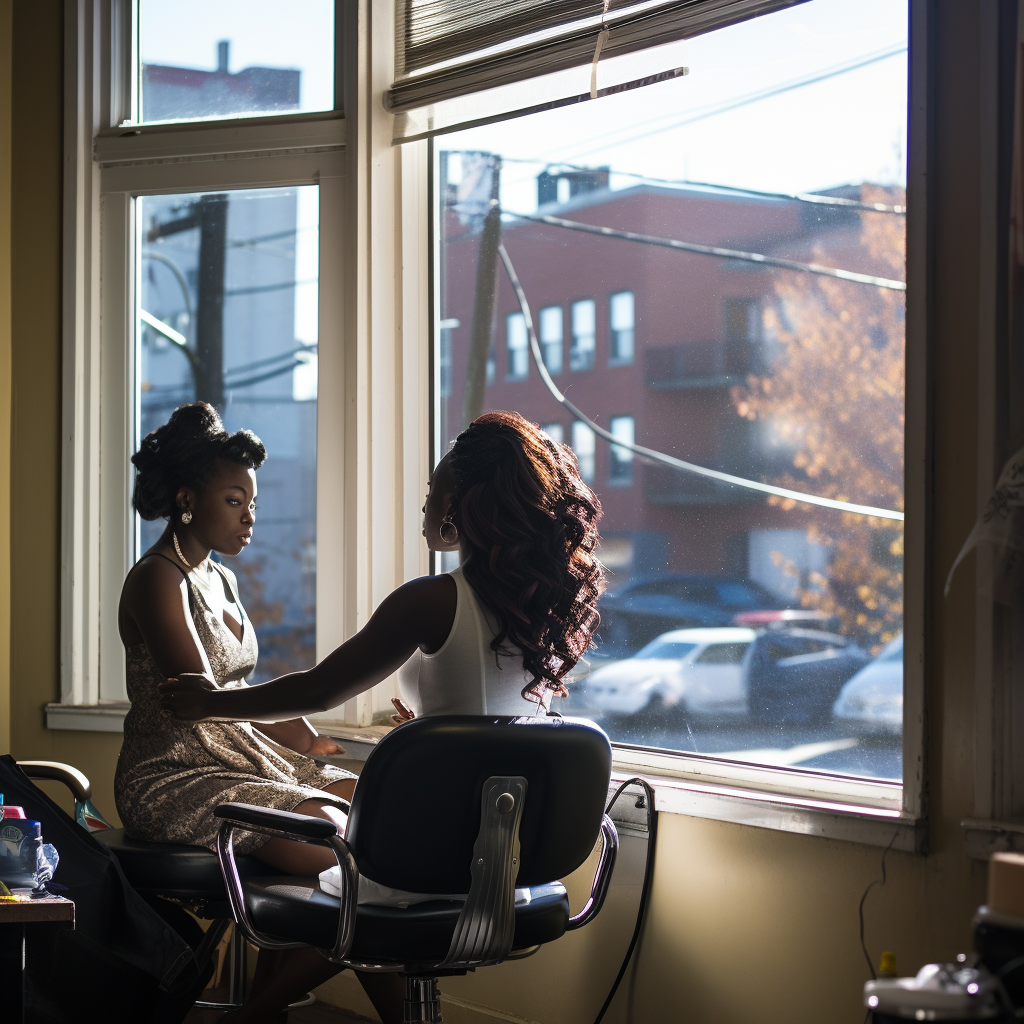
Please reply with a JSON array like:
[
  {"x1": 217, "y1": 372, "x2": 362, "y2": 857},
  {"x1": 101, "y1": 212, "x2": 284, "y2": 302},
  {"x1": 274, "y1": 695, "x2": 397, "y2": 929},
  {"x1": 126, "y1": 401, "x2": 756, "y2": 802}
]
[{"x1": 397, "y1": 565, "x2": 550, "y2": 717}]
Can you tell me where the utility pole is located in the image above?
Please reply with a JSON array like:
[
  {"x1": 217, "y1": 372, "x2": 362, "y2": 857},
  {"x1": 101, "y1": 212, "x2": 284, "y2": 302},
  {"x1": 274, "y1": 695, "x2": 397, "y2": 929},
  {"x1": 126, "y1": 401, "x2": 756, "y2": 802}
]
[
  {"x1": 147, "y1": 193, "x2": 228, "y2": 409},
  {"x1": 462, "y1": 155, "x2": 501, "y2": 429}
]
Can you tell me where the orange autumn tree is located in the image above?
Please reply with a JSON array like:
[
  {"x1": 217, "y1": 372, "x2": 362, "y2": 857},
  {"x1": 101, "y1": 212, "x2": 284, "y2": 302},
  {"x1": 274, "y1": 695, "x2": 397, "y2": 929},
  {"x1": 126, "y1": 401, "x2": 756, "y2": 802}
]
[{"x1": 732, "y1": 185, "x2": 905, "y2": 651}]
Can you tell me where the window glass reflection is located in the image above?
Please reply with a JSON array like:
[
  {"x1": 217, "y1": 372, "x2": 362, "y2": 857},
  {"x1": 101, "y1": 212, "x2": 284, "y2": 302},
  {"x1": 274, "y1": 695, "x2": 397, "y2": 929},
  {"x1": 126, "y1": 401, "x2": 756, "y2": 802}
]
[
  {"x1": 138, "y1": 0, "x2": 335, "y2": 123},
  {"x1": 137, "y1": 185, "x2": 319, "y2": 681},
  {"x1": 433, "y1": 0, "x2": 907, "y2": 782}
]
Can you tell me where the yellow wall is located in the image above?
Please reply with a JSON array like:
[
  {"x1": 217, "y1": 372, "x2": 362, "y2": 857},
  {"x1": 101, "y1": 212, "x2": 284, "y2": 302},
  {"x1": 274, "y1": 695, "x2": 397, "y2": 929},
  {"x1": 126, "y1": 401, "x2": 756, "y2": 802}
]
[
  {"x1": 0, "y1": 0, "x2": 12, "y2": 757},
  {"x1": 5, "y1": 1, "x2": 123, "y2": 817},
  {"x1": 0, "y1": 4, "x2": 1001, "y2": 1023}
]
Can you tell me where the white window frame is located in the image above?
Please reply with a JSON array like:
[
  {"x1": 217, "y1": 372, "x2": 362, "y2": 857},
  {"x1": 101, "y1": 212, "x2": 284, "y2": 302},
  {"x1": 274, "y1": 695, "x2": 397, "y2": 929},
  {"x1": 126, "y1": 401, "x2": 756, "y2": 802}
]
[
  {"x1": 428, "y1": 0, "x2": 928, "y2": 851},
  {"x1": 50, "y1": 0, "x2": 430, "y2": 734}
]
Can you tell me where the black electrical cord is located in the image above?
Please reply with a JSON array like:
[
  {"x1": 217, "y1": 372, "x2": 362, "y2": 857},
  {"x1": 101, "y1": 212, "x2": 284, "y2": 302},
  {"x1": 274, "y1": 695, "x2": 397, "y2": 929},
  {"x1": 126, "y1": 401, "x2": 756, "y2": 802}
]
[
  {"x1": 859, "y1": 830, "x2": 899, "y2": 981},
  {"x1": 592, "y1": 777, "x2": 658, "y2": 1024}
]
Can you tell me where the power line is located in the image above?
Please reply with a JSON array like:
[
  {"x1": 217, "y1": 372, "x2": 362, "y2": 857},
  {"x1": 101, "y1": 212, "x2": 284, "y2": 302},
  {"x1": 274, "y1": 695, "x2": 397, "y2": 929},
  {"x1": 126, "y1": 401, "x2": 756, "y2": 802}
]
[
  {"x1": 500, "y1": 208, "x2": 906, "y2": 290},
  {"x1": 496, "y1": 242, "x2": 904, "y2": 523},
  {"x1": 563, "y1": 43, "x2": 908, "y2": 160}
]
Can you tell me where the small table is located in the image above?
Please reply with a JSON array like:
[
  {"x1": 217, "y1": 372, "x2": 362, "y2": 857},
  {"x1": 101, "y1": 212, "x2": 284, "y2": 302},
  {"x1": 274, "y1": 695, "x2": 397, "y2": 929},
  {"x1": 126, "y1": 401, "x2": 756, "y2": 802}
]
[{"x1": 0, "y1": 895, "x2": 75, "y2": 1022}]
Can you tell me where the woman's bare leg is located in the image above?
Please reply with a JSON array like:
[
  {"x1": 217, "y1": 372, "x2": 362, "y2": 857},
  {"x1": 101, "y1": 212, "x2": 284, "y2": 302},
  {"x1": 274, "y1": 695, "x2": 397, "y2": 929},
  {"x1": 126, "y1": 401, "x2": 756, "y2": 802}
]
[{"x1": 225, "y1": 783, "x2": 403, "y2": 1024}]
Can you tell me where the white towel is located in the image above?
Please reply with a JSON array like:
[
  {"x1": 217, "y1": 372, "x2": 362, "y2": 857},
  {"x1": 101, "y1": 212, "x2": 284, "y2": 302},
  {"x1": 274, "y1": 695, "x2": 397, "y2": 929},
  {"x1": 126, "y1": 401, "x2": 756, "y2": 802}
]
[{"x1": 318, "y1": 865, "x2": 531, "y2": 909}]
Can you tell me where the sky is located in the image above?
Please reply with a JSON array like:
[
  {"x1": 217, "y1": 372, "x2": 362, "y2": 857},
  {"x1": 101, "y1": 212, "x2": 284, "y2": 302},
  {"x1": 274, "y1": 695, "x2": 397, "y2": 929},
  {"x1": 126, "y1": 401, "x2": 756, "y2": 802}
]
[
  {"x1": 139, "y1": 0, "x2": 335, "y2": 113},
  {"x1": 442, "y1": 0, "x2": 909, "y2": 213},
  {"x1": 138, "y1": 0, "x2": 907, "y2": 207}
]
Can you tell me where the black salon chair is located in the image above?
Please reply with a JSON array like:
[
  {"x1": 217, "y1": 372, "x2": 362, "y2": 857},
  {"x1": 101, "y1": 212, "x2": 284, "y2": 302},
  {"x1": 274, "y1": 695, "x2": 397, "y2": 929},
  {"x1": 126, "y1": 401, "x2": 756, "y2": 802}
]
[
  {"x1": 93, "y1": 824, "x2": 271, "y2": 1007},
  {"x1": 214, "y1": 715, "x2": 618, "y2": 1024}
]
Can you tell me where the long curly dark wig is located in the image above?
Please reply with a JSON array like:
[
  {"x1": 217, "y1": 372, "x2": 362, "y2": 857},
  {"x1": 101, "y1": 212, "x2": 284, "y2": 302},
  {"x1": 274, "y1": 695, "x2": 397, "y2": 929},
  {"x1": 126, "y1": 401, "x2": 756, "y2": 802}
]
[{"x1": 448, "y1": 411, "x2": 606, "y2": 701}]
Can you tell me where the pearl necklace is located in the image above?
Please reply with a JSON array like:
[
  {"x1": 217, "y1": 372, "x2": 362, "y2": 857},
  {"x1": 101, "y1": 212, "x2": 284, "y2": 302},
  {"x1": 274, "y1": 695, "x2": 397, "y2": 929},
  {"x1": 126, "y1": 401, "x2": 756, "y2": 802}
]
[{"x1": 172, "y1": 532, "x2": 214, "y2": 592}]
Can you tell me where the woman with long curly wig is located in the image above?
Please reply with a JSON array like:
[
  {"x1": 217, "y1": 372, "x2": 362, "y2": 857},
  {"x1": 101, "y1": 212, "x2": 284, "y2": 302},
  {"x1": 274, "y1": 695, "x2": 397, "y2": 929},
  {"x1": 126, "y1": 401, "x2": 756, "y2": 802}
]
[{"x1": 160, "y1": 411, "x2": 604, "y2": 1023}]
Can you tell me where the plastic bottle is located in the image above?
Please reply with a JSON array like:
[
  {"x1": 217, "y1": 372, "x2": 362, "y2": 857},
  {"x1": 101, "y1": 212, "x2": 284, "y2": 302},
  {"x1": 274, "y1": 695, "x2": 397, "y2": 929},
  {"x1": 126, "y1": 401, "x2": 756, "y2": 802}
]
[
  {"x1": 878, "y1": 951, "x2": 898, "y2": 978},
  {"x1": 0, "y1": 793, "x2": 26, "y2": 820}
]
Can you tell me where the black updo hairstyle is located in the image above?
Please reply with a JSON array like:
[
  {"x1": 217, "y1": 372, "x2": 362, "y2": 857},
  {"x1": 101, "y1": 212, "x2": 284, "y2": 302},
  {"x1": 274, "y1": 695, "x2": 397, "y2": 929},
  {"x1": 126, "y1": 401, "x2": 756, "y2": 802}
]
[{"x1": 131, "y1": 402, "x2": 267, "y2": 521}]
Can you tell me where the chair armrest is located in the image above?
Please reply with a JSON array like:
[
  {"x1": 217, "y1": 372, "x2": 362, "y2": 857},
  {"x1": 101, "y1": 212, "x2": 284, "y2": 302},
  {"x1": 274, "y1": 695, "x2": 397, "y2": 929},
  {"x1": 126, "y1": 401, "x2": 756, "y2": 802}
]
[
  {"x1": 214, "y1": 803, "x2": 338, "y2": 840},
  {"x1": 565, "y1": 815, "x2": 618, "y2": 931},
  {"x1": 17, "y1": 761, "x2": 91, "y2": 803},
  {"x1": 214, "y1": 801, "x2": 359, "y2": 963}
]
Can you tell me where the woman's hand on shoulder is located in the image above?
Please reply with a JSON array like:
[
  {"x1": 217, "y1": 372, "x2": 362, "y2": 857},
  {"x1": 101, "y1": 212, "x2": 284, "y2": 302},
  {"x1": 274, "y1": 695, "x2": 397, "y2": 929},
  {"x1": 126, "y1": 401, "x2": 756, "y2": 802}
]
[{"x1": 159, "y1": 672, "x2": 218, "y2": 721}]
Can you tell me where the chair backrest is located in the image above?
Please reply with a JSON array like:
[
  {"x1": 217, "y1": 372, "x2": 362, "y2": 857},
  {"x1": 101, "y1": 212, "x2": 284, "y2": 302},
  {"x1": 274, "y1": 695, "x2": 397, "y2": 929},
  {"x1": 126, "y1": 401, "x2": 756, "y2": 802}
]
[{"x1": 345, "y1": 715, "x2": 611, "y2": 893}]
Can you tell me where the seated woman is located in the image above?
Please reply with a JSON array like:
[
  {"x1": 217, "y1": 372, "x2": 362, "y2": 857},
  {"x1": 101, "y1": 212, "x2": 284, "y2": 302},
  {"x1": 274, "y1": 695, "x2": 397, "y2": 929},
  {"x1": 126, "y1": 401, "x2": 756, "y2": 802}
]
[
  {"x1": 114, "y1": 403, "x2": 362, "y2": 1016},
  {"x1": 161, "y1": 409, "x2": 606, "y2": 1024}
]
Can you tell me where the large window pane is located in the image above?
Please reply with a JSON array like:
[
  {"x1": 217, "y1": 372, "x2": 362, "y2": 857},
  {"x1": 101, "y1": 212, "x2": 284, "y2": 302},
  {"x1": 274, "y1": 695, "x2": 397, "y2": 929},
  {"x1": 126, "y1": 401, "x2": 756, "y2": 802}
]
[
  {"x1": 434, "y1": 0, "x2": 907, "y2": 782},
  {"x1": 138, "y1": 0, "x2": 335, "y2": 123},
  {"x1": 136, "y1": 185, "x2": 319, "y2": 682}
]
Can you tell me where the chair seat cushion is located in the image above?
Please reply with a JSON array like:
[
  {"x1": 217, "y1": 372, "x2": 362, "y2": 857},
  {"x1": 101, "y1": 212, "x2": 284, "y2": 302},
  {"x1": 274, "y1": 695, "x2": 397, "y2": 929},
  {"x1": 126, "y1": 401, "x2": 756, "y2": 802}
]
[
  {"x1": 244, "y1": 877, "x2": 571, "y2": 963},
  {"x1": 95, "y1": 828, "x2": 268, "y2": 901}
]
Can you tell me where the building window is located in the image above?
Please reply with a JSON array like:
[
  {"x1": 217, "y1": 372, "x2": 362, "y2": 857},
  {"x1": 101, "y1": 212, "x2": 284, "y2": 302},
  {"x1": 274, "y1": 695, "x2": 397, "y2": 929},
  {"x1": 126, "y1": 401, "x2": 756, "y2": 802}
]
[
  {"x1": 539, "y1": 305, "x2": 563, "y2": 375},
  {"x1": 438, "y1": 320, "x2": 457, "y2": 399},
  {"x1": 608, "y1": 416, "x2": 635, "y2": 484},
  {"x1": 506, "y1": 312, "x2": 529, "y2": 380},
  {"x1": 723, "y1": 297, "x2": 761, "y2": 374},
  {"x1": 540, "y1": 422, "x2": 564, "y2": 444},
  {"x1": 572, "y1": 421, "x2": 597, "y2": 483},
  {"x1": 609, "y1": 291, "x2": 635, "y2": 365},
  {"x1": 570, "y1": 299, "x2": 596, "y2": 371}
]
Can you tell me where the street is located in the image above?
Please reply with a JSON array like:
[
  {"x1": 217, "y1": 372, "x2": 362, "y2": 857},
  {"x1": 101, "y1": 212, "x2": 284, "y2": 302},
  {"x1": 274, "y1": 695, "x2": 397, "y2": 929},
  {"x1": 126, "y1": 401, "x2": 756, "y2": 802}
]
[{"x1": 560, "y1": 690, "x2": 902, "y2": 781}]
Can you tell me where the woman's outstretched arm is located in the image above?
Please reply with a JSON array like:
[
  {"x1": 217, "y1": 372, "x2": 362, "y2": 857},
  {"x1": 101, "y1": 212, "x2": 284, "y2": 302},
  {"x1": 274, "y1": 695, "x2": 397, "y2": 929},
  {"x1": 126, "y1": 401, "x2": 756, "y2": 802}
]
[{"x1": 159, "y1": 574, "x2": 457, "y2": 722}]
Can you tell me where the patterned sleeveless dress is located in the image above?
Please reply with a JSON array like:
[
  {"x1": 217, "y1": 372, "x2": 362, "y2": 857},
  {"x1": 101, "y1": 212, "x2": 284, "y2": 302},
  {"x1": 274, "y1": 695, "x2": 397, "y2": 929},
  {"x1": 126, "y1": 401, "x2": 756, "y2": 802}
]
[{"x1": 114, "y1": 556, "x2": 353, "y2": 855}]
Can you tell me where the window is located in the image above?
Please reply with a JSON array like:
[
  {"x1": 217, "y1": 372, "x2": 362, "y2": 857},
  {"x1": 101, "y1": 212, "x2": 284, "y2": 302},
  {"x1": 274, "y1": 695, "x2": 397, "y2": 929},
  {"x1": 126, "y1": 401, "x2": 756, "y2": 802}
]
[
  {"x1": 570, "y1": 299, "x2": 596, "y2": 371},
  {"x1": 137, "y1": 0, "x2": 336, "y2": 123},
  {"x1": 694, "y1": 642, "x2": 751, "y2": 665},
  {"x1": 438, "y1": 320, "x2": 457, "y2": 399},
  {"x1": 609, "y1": 291, "x2": 635, "y2": 365},
  {"x1": 723, "y1": 297, "x2": 761, "y2": 374},
  {"x1": 608, "y1": 415, "x2": 635, "y2": 484},
  {"x1": 506, "y1": 312, "x2": 528, "y2": 380},
  {"x1": 539, "y1": 305, "x2": 563, "y2": 375},
  {"x1": 55, "y1": 4, "x2": 414, "y2": 729},
  {"x1": 540, "y1": 423, "x2": 564, "y2": 444},
  {"x1": 432, "y1": 0, "x2": 909, "y2": 794},
  {"x1": 572, "y1": 421, "x2": 596, "y2": 483},
  {"x1": 137, "y1": 186, "x2": 320, "y2": 679}
]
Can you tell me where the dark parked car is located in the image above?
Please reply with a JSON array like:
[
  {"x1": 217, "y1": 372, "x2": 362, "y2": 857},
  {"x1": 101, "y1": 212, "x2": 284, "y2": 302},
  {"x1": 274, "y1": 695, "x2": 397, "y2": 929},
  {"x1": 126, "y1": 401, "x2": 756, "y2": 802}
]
[
  {"x1": 598, "y1": 574, "x2": 793, "y2": 654},
  {"x1": 745, "y1": 629, "x2": 870, "y2": 724}
]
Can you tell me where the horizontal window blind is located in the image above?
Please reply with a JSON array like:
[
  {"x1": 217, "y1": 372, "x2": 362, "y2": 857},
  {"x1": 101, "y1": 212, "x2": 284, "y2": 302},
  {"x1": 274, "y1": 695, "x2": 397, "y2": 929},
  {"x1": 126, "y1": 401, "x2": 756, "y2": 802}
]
[{"x1": 389, "y1": 0, "x2": 808, "y2": 117}]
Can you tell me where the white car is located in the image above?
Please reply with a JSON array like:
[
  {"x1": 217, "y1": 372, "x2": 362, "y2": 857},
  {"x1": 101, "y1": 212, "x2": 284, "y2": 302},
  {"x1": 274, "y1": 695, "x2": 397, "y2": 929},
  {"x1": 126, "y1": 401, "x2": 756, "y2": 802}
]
[
  {"x1": 582, "y1": 627, "x2": 757, "y2": 719},
  {"x1": 832, "y1": 635, "x2": 903, "y2": 737}
]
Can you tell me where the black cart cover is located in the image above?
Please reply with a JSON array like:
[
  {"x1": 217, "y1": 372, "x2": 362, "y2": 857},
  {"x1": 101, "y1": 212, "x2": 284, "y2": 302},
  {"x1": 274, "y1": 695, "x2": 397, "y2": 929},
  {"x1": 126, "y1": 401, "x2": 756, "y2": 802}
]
[{"x1": 0, "y1": 755, "x2": 203, "y2": 1024}]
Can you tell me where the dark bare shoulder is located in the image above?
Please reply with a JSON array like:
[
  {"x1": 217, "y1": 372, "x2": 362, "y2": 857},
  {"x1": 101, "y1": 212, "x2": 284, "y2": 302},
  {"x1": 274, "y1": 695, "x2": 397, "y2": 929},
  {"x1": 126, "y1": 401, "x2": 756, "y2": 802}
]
[
  {"x1": 119, "y1": 551, "x2": 191, "y2": 645},
  {"x1": 397, "y1": 573, "x2": 457, "y2": 602},
  {"x1": 369, "y1": 574, "x2": 457, "y2": 654},
  {"x1": 124, "y1": 551, "x2": 189, "y2": 598}
]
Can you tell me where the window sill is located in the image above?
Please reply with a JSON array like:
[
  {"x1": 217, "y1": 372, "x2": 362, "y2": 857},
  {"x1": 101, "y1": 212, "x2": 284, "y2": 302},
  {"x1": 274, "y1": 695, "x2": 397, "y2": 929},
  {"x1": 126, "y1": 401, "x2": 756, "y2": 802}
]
[
  {"x1": 612, "y1": 746, "x2": 922, "y2": 853},
  {"x1": 962, "y1": 819, "x2": 1024, "y2": 860},
  {"x1": 45, "y1": 702, "x2": 129, "y2": 732}
]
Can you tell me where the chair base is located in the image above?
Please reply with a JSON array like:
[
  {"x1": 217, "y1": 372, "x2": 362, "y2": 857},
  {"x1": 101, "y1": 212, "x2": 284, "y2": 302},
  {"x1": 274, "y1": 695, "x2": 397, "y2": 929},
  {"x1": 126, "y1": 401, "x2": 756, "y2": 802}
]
[{"x1": 404, "y1": 975, "x2": 442, "y2": 1024}]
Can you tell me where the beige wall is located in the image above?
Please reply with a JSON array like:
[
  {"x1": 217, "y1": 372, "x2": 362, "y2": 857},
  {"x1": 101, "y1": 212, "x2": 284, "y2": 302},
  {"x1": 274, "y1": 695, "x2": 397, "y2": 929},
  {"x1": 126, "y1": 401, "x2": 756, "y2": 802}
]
[
  {"x1": 0, "y1": 3, "x2": 1001, "y2": 1023},
  {"x1": 0, "y1": 0, "x2": 12, "y2": 757},
  {"x1": 5, "y1": 1, "x2": 123, "y2": 817}
]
